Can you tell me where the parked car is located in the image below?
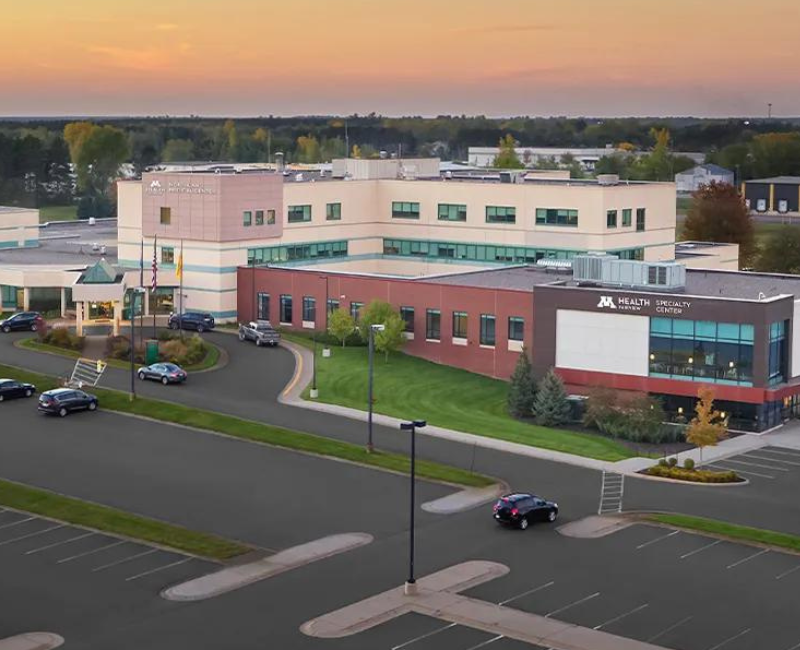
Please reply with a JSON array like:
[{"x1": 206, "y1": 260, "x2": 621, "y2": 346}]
[
  {"x1": 168, "y1": 312, "x2": 215, "y2": 333},
  {"x1": 0, "y1": 378, "x2": 36, "y2": 401},
  {"x1": 137, "y1": 362, "x2": 187, "y2": 385},
  {"x1": 492, "y1": 493, "x2": 559, "y2": 530},
  {"x1": 38, "y1": 388, "x2": 98, "y2": 417},
  {"x1": 238, "y1": 320, "x2": 280, "y2": 347},
  {"x1": 0, "y1": 311, "x2": 43, "y2": 333}
]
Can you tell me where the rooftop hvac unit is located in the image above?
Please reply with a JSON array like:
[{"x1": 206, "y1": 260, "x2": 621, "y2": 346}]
[
  {"x1": 573, "y1": 254, "x2": 686, "y2": 291},
  {"x1": 597, "y1": 174, "x2": 620, "y2": 186}
]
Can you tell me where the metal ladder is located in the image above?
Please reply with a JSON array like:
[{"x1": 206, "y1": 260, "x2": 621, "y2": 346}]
[
  {"x1": 598, "y1": 471, "x2": 625, "y2": 515},
  {"x1": 67, "y1": 358, "x2": 108, "y2": 389}
]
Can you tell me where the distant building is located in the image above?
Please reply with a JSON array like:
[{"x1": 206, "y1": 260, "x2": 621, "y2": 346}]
[
  {"x1": 674, "y1": 164, "x2": 734, "y2": 193},
  {"x1": 468, "y1": 146, "x2": 619, "y2": 171},
  {"x1": 744, "y1": 176, "x2": 800, "y2": 214}
]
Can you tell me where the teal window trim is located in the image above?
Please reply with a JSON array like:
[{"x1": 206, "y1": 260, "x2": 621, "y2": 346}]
[
  {"x1": 622, "y1": 209, "x2": 632, "y2": 227},
  {"x1": 486, "y1": 206, "x2": 516, "y2": 224},
  {"x1": 288, "y1": 205, "x2": 312, "y2": 223},
  {"x1": 438, "y1": 203, "x2": 467, "y2": 222},
  {"x1": 248, "y1": 240, "x2": 348, "y2": 264},
  {"x1": 382, "y1": 238, "x2": 581, "y2": 264},
  {"x1": 535, "y1": 208, "x2": 578, "y2": 227},
  {"x1": 508, "y1": 316, "x2": 524, "y2": 341},
  {"x1": 326, "y1": 202, "x2": 342, "y2": 221},
  {"x1": 606, "y1": 210, "x2": 617, "y2": 228},
  {"x1": 392, "y1": 201, "x2": 420, "y2": 219}
]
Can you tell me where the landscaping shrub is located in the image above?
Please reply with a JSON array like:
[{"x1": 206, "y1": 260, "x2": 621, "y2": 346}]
[
  {"x1": 160, "y1": 339, "x2": 189, "y2": 364},
  {"x1": 583, "y1": 389, "x2": 679, "y2": 444},
  {"x1": 658, "y1": 458, "x2": 669, "y2": 467},
  {"x1": 684, "y1": 458, "x2": 696, "y2": 470},
  {"x1": 41, "y1": 327, "x2": 84, "y2": 351},
  {"x1": 668, "y1": 456, "x2": 678, "y2": 467},
  {"x1": 645, "y1": 465, "x2": 741, "y2": 483}
]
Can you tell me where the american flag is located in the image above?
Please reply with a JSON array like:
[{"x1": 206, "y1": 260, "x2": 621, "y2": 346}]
[{"x1": 151, "y1": 235, "x2": 158, "y2": 292}]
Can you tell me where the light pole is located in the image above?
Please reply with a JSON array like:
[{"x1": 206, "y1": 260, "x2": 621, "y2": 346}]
[
  {"x1": 310, "y1": 333, "x2": 319, "y2": 399},
  {"x1": 129, "y1": 289, "x2": 142, "y2": 401},
  {"x1": 320, "y1": 275, "x2": 330, "y2": 333},
  {"x1": 400, "y1": 419, "x2": 426, "y2": 594},
  {"x1": 367, "y1": 323, "x2": 385, "y2": 453}
]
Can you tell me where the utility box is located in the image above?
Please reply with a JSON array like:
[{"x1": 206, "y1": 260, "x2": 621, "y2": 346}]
[{"x1": 145, "y1": 340, "x2": 159, "y2": 365}]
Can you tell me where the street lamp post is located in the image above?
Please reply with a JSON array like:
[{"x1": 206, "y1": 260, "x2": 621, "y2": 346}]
[
  {"x1": 129, "y1": 289, "x2": 142, "y2": 401},
  {"x1": 367, "y1": 323, "x2": 385, "y2": 453},
  {"x1": 310, "y1": 333, "x2": 319, "y2": 399},
  {"x1": 400, "y1": 419, "x2": 426, "y2": 594}
]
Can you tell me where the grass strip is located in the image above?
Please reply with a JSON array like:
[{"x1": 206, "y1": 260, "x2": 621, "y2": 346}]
[
  {"x1": 646, "y1": 513, "x2": 800, "y2": 553},
  {"x1": 19, "y1": 337, "x2": 220, "y2": 372},
  {"x1": 0, "y1": 364, "x2": 493, "y2": 489},
  {"x1": 0, "y1": 478, "x2": 249, "y2": 560}
]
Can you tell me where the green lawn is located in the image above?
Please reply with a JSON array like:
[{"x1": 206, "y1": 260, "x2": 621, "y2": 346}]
[
  {"x1": 39, "y1": 204, "x2": 78, "y2": 223},
  {"x1": 0, "y1": 478, "x2": 249, "y2": 559},
  {"x1": 300, "y1": 342, "x2": 634, "y2": 462}
]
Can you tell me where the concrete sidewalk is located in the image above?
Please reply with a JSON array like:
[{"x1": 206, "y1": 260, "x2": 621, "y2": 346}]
[{"x1": 280, "y1": 341, "x2": 796, "y2": 477}]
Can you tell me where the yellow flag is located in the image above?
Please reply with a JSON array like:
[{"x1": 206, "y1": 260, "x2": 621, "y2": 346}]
[{"x1": 176, "y1": 242, "x2": 183, "y2": 280}]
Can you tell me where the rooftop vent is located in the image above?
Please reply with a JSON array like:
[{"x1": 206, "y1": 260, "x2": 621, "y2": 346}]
[
  {"x1": 597, "y1": 174, "x2": 620, "y2": 186},
  {"x1": 573, "y1": 254, "x2": 686, "y2": 291},
  {"x1": 535, "y1": 258, "x2": 573, "y2": 271}
]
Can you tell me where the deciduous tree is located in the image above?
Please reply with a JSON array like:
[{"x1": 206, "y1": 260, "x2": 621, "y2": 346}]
[
  {"x1": 358, "y1": 300, "x2": 406, "y2": 360},
  {"x1": 328, "y1": 309, "x2": 356, "y2": 347},
  {"x1": 685, "y1": 387, "x2": 728, "y2": 464},
  {"x1": 492, "y1": 134, "x2": 523, "y2": 169},
  {"x1": 161, "y1": 139, "x2": 195, "y2": 162},
  {"x1": 757, "y1": 225, "x2": 800, "y2": 274}
]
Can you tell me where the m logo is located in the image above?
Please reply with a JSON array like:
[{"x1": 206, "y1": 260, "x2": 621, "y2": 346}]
[
  {"x1": 150, "y1": 180, "x2": 162, "y2": 188},
  {"x1": 597, "y1": 295, "x2": 616, "y2": 309}
]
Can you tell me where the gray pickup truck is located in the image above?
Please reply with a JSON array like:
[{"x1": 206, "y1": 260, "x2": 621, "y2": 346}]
[{"x1": 238, "y1": 320, "x2": 280, "y2": 347}]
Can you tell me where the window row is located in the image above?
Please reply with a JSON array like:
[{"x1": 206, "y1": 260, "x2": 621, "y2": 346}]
[
  {"x1": 247, "y1": 240, "x2": 348, "y2": 264},
  {"x1": 607, "y1": 207, "x2": 646, "y2": 231},
  {"x1": 243, "y1": 209, "x2": 276, "y2": 227},
  {"x1": 286, "y1": 203, "x2": 343, "y2": 223},
  {"x1": 535, "y1": 208, "x2": 578, "y2": 227}
]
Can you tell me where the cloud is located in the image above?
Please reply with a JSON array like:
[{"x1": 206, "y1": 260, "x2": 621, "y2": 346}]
[{"x1": 453, "y1": 23, "x2": 557, "y2": 35}]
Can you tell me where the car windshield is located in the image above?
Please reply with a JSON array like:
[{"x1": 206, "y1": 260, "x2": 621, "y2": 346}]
[
  {"x1": 255, "y1": 324, "x2": 273, "y2": 332},
  {"x1": 162, "y1": 364, "x2": 180, "y2": 371}
]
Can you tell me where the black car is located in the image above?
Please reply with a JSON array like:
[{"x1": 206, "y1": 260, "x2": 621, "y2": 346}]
[
  {"x1": 168, "y1": 312, "x2": 215, "y2": 333},
  {"x1": 38, "y1": 388, "x2": 98, "y2": 417},
  {"x1": 137, "y1": 362, "x2": 187, "y2": 385},
  {"x1": 1, "y1": 312, "x2": 43, "y2": 333},
  {"x1": 492, "y1": 493, "x2": 559, "y2": 530},
  {"x1": 0, "y1": 378, "x2": 36, "y2": 401}
]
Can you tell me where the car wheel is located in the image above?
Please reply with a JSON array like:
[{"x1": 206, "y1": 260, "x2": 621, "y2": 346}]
[
  {"x1": 548, "y1": 510, "x2": 558, "y2": 522},
  {"x1": 161, "y1": 376, "x2": 169, "y2": 385},
  {"x1": 238, "y1": 332, "x2": 246, "y2": 341},
  {"x1": 518, "y1": 517, "x2": 529, "y2": 531},
  {"x1": 25, "y1": 389, "x2": 32, "y2": 398},
  {"x1": 169, "y1": 322, "x2": 178, "y2": 330},
  {"x1": 30, "y1": 324, "x2": 38, "y2": 332},
  {"x1": 58, "y1": 407, "x2": 68, "y2": 417},
  {"x1": 0, "y1": 395, "x2": 4, "y2": 402},
  {"x1": 138, "y1": 371, "x2": 146, "y2": 380},
  {"x1": 256, "y1": 339, "x2": 262, "y2": 347},
  {"x1": 2, "y1": 325, "x2": 10, "y2": 333},
  {"x1": 88, "y1": 401, "x2": 97, "y2": 411},
  {"x1": 196, "y1": 325, "x2": 204, "y2": 333}
]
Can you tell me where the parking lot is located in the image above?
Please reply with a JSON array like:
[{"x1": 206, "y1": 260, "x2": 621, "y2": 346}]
[{"x1": 708, "y1": 445, "x2": 800, "y2": 482}]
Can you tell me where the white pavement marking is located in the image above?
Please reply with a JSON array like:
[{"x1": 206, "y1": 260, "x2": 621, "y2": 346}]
[
  {"x1": 498, "y1": 581, "x2": 555, "y2": 605},
  {"x1": 125, "y1": 557, "x2": 191, "y2": 582},
  {"x1": 0, "y1": 516, "x2": 35, "y2": 531},
  {"x1": 0, "y1": 525, "x2": 63, "y2": 547},
  {"x1": 776, "y1": 563, "x2": 800, "y2": 580},
  {"x1": 648, "y1": 615, "x2": 693, "y2": 642},
  {"x1": 391, "y1": 624, "x2": 457, "y2": 650},
  {"x1": 743, "y1": 454, "x2": 800, "y2": 466},
  {"x1": 56, "y1": 540, "x2": 126, "y2": 563},
  {"x1": 91, "y1": 548, "x2": 158, "y2": 572},
  {"x1": 465, "y1": 635, "x2": 504, "y2": 649},
  {"x1": 708, "y1": 464, "x2": 774, "y2": 479},
  {"x1": 756, "y1": 448, "x2": 800, "y2": 458},
  {"x1": 723, "y1": 458, "x2": 789, "y2": 471},
  {"x1": 544, "y1": 592, "x2": 600, "y2": 618},
  {"x1": 706, "y1": 628, "x2": 751, "y2": 650},
  {"x1": 727, "y1": 549, "x2": 768, "y2": 569},
  {"x1": 593, "y1": 604, "x2": 649, "y2": 630},
  {"x1": 636, "y1": 530, "x2": 679, "y2": 550},
  {"x1": 680, "y1": 540, "x2": 722, "y2": 559},
  {"x1": 0, "y1": 632, "x2": 65, "y2": 650},
  {"x1": 26, "y1": 532, "x2": 96, "y2": 555}
]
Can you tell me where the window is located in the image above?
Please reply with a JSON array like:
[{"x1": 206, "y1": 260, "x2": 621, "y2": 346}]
[
  {"x1": 267, "y1": 209, "x2": 276, "y2": 225},
  {"x1": 288, "y1": 205, "x2": 312, "y2": 223},
  {"x1": 392, "y1": 202, "x2": 420, "y2": 219},
  {"x1": 257, "y1": 293, "x2": 270, "y2": 320},
  {"x1": 606, "y1": 210, "x2": 617, "y2": 228},
  {"x1": 161, "y1": 247, "x2": 174, "y2": 265},
  {"x1": 508, "y1": 317, "x2": 524, "y2": 341},
  {"x1": 248, "y1": 240, "x2": 348, "y2": 264},
  {"x1": 769, "y1": 320, "x2": 787, "y2": 385},
  {"x1": 486, "y1": 206, "x2": 516, "y2": 224},
  {"x1": 647, "y1": 266, "x2": 667, "y2": 285},
  {"x1": 279, "y1": 294, "x2": 292, "y2": 324},
  {"x1": 452, "y1": 311, "x2": 468, "y2": 339},
  {"x1": 160, "y1": 207, "x2": 171, "y2": 225},
  {"x1": 400, "y1": 306, "x2": 414, "y2": 332},
  {"x1": 480, "y1": 314, "x2": 496, "y2": 346},
  {"x1": 350, "y1": 302, "x2": 364, "y2": 323},
  {"x1": 438, "y1": 204, "x2": 467, "y2": 222},
  {"x1": 535, "y1": 208, "x2": 578, "y2": 227},
  {"x1": 381, "y1": 238, "x2": 581, "y2": 264},
  {"x1": 622, "y1": 209, "x2": 632, "y2": 227},
  {"x1": 327, "y1": 299, "x2": 340, "y2": 314},
  {"x1": 302, "y1": 296, "x2": 316, "y2": 323},
  {"x1": 426, "y1": 309, "x2": 441, "y2": 341},
  {"x1": 243, "y1": 210, "x2": 252, "y2": 227},
  {"x1": 255, "y1": 210, "x2": 264, "y2": 226},
  {"x1": 326, "y1": 202, "x2": 342, "y2": 221},
  {"x1": 636, "y1": 208, "x2": 646, "y2": 232}
]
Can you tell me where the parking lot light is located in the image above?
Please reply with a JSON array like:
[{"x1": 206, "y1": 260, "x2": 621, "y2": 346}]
[{"x1": 400, "y1": 419, "x2": 426, "y2": 594}]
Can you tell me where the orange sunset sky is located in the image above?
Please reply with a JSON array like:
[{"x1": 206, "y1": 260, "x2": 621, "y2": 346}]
[{"x1": 1, "y1": 0, "x2": 798, "y2": 117}]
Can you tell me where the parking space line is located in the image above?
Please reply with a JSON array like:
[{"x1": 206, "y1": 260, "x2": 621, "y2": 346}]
[
  {"x1": 727, "y1": 549, "x2": 768, "y2": 569},
  {"x1": 776, "y1": 563, "x2": 800, "y2": 580},
  {"x1": 648, "y1": 615, "x2": 693, "y2": 642},
  {"x1": 91, "y1": 548, "x2": 158, "y2": 572},
  {"x1": 124, "y1": 557, "x2": 191, "y2": 581},
  {"x1": 498, "y1": 580, "x2": 555, "y2": 606},
  {"x1": 760, "y1": 448, "x2": 800, "y2": 458},
  {"x1": 0, "y1": 524, "x2": 63, "y2": 547},
  {"x1": 57, "y1": 540, "x2": 127, "y2": 563},
  {"x1": 465, "y1": 635, "x2": 503, "y2": 649},
  {"x1": 544, "y1": 592, "x2": 600, "y2": 618},
  {"x1": 593, "y1": 603, "x2": 649, "y2": 630},
  {"x1": 0, "y1": 516, "x2": 35, "y2": 530},
  {"x1": 708, "y1": 464, "x2": 775, "y2": 479},
  {"x1": 706, "y1": 628, "x2": 750, "y2": 650},
  {"x1": 636, "y1": 530, "x2": 679, "y2": 549},
  {"x1": 26, "y1": 532, "x2": 96, "y2": 555},
  {"x1": 724, "y1": 459, "x2": 789, "y2": 471},
  {"x1": 391, "y1": 624, "x2": 457, "y2": 650},
  {"x1": 681, "y1": 540, "x2": 722, "y2": 559},
  {"x1": 743, "y1": 454, "x2": 800, "y2": 466}
]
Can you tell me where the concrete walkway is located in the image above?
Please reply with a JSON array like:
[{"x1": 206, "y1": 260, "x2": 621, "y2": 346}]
[
  {"x1": 281, "y1": 341, "x2": 797, "y2": 477},
  {"x1": 302, "y1": 561, "x2": 669, "y2": 650},
  {"x1": 0, "y1": 633, "x2": 64, "y2": 650}
]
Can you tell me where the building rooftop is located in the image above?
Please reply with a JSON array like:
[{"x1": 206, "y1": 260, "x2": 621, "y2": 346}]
[
  {"x1": 747, "y1": 176, "x2": 800, "y2": 185},
  {"x1": 421, "y1": 265, "x2": 569, "y2": 291},
  {"x1": 677, "y1": 164, "x2": 732, "y2": 176},
  {"x1": 0, "y1": 221, "x2": 117, "y2": 266}
]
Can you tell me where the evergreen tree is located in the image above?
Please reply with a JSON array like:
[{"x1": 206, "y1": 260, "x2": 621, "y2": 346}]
[
  {"x1": 533, "y1": 369, "x2": 571, "y2": 426},
  {"x1": 507, "y1": 348, "x2": 535, "y2": 417}
]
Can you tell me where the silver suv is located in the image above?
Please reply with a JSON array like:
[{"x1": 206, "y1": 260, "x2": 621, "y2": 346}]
[{"x1": 238, "y1": 320, "x2": 280, "y2": 347}]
